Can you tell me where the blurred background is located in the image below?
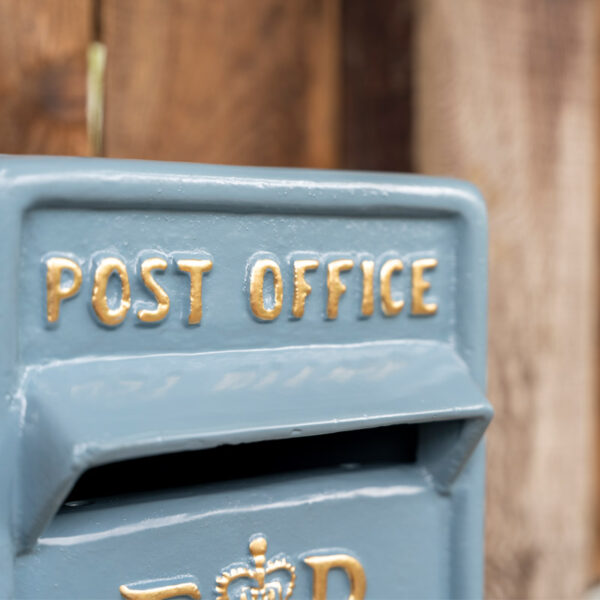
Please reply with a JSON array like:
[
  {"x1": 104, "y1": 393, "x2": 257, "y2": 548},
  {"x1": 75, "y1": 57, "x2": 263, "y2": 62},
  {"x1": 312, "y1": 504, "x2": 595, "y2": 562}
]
[{"x1": 0, "y1": 1, "x2": 596, "y2": 597}]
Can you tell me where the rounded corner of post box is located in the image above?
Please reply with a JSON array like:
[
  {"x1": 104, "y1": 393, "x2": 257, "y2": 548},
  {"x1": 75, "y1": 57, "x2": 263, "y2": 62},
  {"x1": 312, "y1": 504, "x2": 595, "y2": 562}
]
[{"x1": 442, "y1": 177, "x2": 488, "y2": 232}]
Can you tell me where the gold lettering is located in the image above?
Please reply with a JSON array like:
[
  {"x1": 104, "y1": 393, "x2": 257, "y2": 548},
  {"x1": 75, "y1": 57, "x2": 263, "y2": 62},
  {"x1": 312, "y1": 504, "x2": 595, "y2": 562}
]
[
  {"x1": 92, "y1": 257, "x2": 131, "y2": 326},
  {"x1": 360, "y1": 260, "x2": 374, "y2": 317},
  {"x1": 304, "y1": 554, "x2": 366, "y2": 600},
  {"x1": 412, "y1": 258, "x2": 438, "y2": 315},
  {"x1": 46, "y1": 257, "x2": 82, "y2": 323},
  {"x1": 120, "y1": 583, "x2": 201, "y2": 600},
  {"x1": 380, "y1": 258, "x2": 404, "y2": 316},
  {"x1": 249, "y1": 259, "x2": 283, "y2": 321},
  {"x1": 137, "y1": 258, "x2": 170, "y2": 323},
  {"x1": 177, "y1": 259, "x2": 213, "y2": 324},
  {"x1": 326, "y1": 259, "x2": 354, "y2": 319},
  {"x1": 292, "y1": 259, "x2": 319, "y2": 318}
]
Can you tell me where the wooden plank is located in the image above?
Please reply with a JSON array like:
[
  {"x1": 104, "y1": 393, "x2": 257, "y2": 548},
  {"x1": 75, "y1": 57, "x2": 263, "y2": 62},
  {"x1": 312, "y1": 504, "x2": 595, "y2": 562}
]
[
  {"x1": 342, "y1": 0, "x2": 413, "y2": 171},
  {"x1": 414, "y1": 0, "x2": 597, "y2": 597},
  {"x1": 0, "y1": 0, "x2": 92, "y2": 155},
  {"x1": 101, "y1": 0, "x2": 340, "y2": 168}
]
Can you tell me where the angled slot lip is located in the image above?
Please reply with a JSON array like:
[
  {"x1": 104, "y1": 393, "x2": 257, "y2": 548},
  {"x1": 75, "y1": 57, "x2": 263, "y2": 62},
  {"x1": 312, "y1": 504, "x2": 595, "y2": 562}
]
[{"x1": 14, "y1": 341, "x2": 491, "y2": 553}]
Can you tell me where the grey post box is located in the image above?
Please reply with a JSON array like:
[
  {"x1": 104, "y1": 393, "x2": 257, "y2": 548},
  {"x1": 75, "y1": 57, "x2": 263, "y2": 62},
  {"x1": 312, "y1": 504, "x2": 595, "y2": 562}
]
[{"x1": 0, "y1": 157, "x2": 491, "y2": 599}]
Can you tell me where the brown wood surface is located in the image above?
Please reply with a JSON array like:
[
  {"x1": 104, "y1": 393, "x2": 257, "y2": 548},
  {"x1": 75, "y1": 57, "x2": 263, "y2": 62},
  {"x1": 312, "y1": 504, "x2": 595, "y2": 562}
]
[
  {"x1": 101, "y1": 0, "x2": 340, "y2": 168},
  {"x1": 0, "y1": 0, "x2": 91, "y2": 155},
  {"x1": 1, "y1": 1, "x2": 599, "y2": 595},
  {"x1": 415, "y1": 0, "x2": 598, "y2": 597},
  {"x1": 342, "y1": 0, "x2": 413, "y2": 172}
]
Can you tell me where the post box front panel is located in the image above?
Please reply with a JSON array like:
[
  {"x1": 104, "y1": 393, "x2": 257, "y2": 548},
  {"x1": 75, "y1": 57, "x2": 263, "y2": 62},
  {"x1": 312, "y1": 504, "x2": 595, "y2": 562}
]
[{"x1": 0, "y1": 158, "x2": 490, "y2": 600}]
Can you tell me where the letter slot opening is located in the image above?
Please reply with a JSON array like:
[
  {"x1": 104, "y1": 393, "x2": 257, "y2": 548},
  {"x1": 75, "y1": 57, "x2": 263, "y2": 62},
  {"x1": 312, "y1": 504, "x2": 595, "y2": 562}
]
[
  {"x1": 62, "y1": 424, "x2": 419, "y2": 506},
  {"x1": 15, "y1": 343, "x2": 492, "y2": 554}
]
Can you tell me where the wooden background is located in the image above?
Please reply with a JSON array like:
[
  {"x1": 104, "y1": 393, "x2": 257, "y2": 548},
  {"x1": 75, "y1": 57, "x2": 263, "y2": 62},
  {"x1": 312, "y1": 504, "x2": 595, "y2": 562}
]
[{"x1": 0, "y1": 1, "x2": 597, "y2": 597}]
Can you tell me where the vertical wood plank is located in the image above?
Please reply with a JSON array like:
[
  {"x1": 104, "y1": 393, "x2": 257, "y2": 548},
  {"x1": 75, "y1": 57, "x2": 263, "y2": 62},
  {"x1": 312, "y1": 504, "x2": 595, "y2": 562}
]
[
  {"x1": 342, "y1": 0, "x2": 413, "y2": 172},
  {"x1": 415, "y1": 1, "x2": 597, "y2": 597},
  {"x1": 101, "y1": 0, "x2": 340, "y2": 168},
  {"x1": 0, "y1": 0, "x2": 92, "y2": 155}
]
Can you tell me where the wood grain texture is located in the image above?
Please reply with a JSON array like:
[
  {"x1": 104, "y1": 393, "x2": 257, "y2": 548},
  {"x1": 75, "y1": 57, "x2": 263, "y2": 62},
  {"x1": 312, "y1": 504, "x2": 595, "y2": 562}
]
[
  {"x1": 0, "y1": 0, "x2": 91, "y2": 155},
  {"x1": 342, "y1": 0, "x2": 413, "y2": 172},
  {"x1": 101, "y1": 0, "x2": 340, "y2": 167},
  {"x1": 414, "y1": 1, "x2": 597, "y2": 597}
]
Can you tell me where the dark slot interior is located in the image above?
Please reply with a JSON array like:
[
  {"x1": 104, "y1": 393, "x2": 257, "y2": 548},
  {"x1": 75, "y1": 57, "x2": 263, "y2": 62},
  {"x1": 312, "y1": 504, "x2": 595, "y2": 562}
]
[{"x1": 64, "y1": 424, "x2": 418, "y2": 504}]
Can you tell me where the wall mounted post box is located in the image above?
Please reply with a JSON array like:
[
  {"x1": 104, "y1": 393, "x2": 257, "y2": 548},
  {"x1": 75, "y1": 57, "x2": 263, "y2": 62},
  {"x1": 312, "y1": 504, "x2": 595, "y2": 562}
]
[{"x1": 0, "y1": 157, "x2": 491, "y2": 599}]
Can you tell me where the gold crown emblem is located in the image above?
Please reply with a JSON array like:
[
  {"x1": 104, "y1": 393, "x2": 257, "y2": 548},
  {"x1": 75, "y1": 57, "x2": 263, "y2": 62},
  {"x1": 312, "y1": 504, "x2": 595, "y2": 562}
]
[{"x1": 216, "y1": 536, "x2": 296, "y2": 600}]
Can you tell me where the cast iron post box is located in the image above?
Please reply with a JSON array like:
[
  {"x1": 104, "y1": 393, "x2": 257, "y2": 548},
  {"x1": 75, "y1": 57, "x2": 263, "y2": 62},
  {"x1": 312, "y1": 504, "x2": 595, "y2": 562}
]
[{"x1": 0, "y1": 157, "x2": 491, "y2": 599}]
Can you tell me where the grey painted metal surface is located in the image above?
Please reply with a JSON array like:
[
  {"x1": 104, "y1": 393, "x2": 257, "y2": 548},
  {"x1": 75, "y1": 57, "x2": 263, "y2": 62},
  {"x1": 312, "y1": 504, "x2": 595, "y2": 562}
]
[{"x1": 0, "y1": 157, "x2": 491, "y2": 599}]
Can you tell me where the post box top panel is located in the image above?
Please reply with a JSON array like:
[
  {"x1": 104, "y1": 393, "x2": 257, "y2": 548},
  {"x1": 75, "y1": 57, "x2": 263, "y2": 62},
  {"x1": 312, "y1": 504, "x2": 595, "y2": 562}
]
[{"x1": 0, "y1": 156, "x2": 487, "y2": 378}]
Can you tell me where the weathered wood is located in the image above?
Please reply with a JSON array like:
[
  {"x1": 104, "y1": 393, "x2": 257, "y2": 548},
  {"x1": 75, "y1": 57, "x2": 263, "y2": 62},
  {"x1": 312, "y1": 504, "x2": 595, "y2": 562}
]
[
  {"x1": 0, "y1": 0, "x2": 91, "y2": 155},
  {"x1": 342, "y1": 0, "x2": 413, "y2": 172},
  {"x1": 101, "y1": 0, "x2": 340, "y2": 168},
  {"x1": 414, "y1": 1, "x2": 597, "y2": 597}
]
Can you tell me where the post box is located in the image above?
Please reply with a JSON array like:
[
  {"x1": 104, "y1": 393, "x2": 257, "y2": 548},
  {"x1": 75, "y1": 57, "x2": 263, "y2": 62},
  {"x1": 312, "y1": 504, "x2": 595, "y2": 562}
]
[{"x1": 0, "y1": 157, "x2": 491, "y2": 599}]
